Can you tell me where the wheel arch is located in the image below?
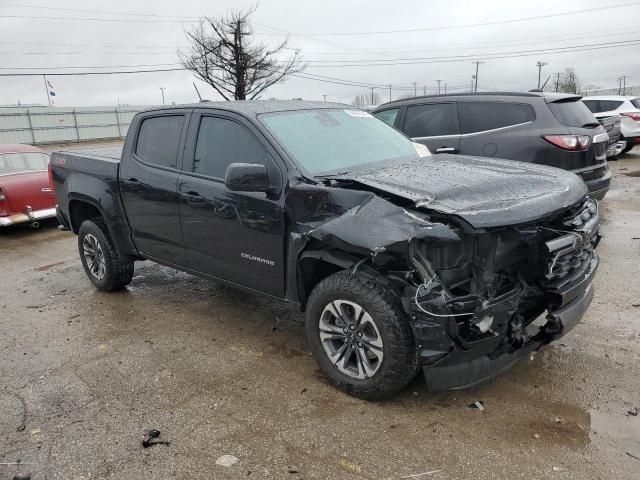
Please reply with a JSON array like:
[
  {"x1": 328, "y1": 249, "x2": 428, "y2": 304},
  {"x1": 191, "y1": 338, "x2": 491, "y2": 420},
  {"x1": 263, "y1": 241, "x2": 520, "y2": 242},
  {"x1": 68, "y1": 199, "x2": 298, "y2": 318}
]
[{"x1": 297, "y1": 249, "x2": 364, "y2": 310}]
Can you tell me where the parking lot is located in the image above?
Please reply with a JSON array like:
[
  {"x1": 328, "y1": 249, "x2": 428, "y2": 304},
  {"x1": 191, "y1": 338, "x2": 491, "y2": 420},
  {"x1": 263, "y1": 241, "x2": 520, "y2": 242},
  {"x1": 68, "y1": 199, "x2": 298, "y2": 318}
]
[{"x1": 1, "y1": 146, "x2": 639, "y2": 479}]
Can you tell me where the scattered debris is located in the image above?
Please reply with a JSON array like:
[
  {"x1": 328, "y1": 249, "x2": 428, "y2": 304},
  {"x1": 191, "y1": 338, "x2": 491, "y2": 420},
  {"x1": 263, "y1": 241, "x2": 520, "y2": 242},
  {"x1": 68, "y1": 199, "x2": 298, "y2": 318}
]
[
  {"x1": 626, "y1": 452, "x2": 640, "y2": 461},
  {"x1": 216, "y1": 455, "x2": 239, "y2": 467},
  {"x1": 141, "y1": 429, "x2": 170, "y2": 448},
  {"x1": 287, "y1": 468, "x2": 300, "y2": 474},
  {"x1": 552, "y1": 466, "x2": 565, "y2": 472},
  {"x1": 12, "y1": 474, "x2": 31, "y2": 480},
  {"x1": 400, "y1": 470, "x2": 443, "y2": 478},
  {"x1": 300, "y1": 388, "x2": 307, "y2": 394},
  {"x1": 632, "y1": 303, "x2": 640, "y2": 307},
  {"x1": 533, "y1": 433, "x2": 540, "y2": 439},
  {"x1": 468, "y1": 401, "x2": 485, "y2": 411},
  {"x1": 627, "y1": 407, "x2": 639, "y2": 417},
  {"x1": 338, "y1": 458, "x2": 362, "y2": 474}
]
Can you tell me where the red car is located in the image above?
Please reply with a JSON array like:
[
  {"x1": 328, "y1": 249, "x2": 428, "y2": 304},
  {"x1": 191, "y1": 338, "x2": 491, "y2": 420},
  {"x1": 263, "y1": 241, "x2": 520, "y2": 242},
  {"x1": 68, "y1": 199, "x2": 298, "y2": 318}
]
[{"x1": 0, "y1": 144, "x2": 56, "y2": 227}]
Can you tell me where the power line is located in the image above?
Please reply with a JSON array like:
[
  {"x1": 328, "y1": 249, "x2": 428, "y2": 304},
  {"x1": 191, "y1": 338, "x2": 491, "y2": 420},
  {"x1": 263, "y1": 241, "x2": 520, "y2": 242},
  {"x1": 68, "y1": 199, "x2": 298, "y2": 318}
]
[
  {"x1": 294, "y1": 39, "x2": 640, "y2": 67},
  {"x1": 296, "y1": 39, "x2": 640, "y2": 65},
  {"x1": 0, "y1": 63, "x2": 183, "y2": 70},
  {"x1": 0, "y1": 14, "x2": 198, "y2": 23},
  {"x1": 0, "y1": 2, "x2": 200, "y2": 19},
  {"x1": 3, "y1": 39, "x2": 639, "y2": 74},
  {"x1": 1, "y1": 2, "x2": 638, "y2": 33},
  {"x1": 257, "y1": 2, "x2": 640, "y2": 36},
  {"x1": 281, "y1": 28, "x2": 640, "y2": 55}
]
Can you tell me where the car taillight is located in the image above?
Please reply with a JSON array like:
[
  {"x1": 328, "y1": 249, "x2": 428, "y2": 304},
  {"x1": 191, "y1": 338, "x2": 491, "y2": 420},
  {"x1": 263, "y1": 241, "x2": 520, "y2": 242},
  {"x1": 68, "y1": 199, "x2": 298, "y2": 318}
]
[
  {"x1": 543, "y1": 135, "x2": 591, "y2": 151},
  {"x1": 48, "y1": 161, "x2": 54, "y2": 189},
  {"x1": 0, "y1": 186, "x2": 5, "y2": 201},
  {"x1": 620, "y1": 112, "x2": 640, "y2": 121}
]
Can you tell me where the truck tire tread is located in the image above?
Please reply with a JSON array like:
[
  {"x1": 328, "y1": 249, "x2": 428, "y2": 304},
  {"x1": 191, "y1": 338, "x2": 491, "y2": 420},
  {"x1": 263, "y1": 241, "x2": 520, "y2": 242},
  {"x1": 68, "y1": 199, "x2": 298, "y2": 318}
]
[
  {"x1": 305, "y1": 270, "x2": 419, "y2": 400},
  {"x1": 78, "y1": 218, "x2": 134, "y2": 292}
]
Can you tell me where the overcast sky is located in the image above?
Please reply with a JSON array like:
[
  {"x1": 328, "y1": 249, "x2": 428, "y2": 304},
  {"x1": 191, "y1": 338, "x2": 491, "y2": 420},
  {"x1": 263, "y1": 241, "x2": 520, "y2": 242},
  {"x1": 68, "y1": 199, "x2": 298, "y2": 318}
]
[{"x1": 0, "y1": 0, "x2": 639, "y2": 107}]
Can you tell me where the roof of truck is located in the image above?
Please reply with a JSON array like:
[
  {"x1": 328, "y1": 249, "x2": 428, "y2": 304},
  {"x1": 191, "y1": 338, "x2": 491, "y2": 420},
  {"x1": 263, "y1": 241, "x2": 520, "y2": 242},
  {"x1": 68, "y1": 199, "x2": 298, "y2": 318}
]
[{"x1": 149, "y1": 100, "x2": 350, "y2": 117}]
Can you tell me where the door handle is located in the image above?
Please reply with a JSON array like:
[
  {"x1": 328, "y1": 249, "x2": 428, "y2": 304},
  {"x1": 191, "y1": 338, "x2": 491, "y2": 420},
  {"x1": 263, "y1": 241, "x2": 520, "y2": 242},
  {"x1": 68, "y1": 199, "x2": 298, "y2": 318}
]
[
  {"x1": 182, "y1": 191, "x2": 206, "y2": 206},
  {"x1": 435, "y1": 147, "x2": 458, "y2": 153},
  {"x1": 126, "y1": 177, "x2": 144, "y2": 191}
]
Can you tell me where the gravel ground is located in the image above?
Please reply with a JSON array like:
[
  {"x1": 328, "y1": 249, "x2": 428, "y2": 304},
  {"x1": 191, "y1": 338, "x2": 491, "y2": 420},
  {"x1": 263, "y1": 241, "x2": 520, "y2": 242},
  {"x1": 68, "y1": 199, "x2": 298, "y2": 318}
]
[{"x1": 1, "y1": 146, "x2": 639, "y2": 480}]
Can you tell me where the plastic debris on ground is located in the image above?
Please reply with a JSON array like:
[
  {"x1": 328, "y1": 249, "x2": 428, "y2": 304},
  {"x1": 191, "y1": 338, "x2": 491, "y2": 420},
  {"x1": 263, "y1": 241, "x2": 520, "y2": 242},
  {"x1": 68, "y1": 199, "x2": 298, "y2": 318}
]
[{"x1": 216, "y1": 455, "x2": 239, "y2": 467}]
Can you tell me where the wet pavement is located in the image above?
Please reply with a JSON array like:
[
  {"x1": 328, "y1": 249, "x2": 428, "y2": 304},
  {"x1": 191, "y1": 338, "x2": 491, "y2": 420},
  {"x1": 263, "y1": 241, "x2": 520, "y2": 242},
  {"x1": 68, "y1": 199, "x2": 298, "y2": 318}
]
[{"x1": 1, "y1": 147, "x2": 639, "y2": 479}]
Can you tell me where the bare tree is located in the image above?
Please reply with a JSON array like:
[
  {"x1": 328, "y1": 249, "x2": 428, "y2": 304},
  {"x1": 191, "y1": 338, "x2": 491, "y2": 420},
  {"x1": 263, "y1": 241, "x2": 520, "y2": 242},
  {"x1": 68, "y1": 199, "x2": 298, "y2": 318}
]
[
  {"x1": 180, "y1": 5, "x2": 304, "y2": 100},
  {"x1": 558, "y1": 68, "x2": 580, "y2": 94},
  {"x1": 352, "y1": 92, "x2": 380, "y2": 107}
]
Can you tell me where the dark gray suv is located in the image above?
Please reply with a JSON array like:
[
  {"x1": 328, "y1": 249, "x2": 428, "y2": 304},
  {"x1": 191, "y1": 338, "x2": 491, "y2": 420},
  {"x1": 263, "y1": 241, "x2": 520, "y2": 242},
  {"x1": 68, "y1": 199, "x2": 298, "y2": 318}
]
[{"x1": 372, "y1": 92, "x2": 610, "y2": 199}]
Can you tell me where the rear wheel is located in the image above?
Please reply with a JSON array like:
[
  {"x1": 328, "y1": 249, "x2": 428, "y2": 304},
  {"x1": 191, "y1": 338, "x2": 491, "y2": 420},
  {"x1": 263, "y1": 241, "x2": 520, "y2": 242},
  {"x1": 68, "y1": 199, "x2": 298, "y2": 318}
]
[
  {"x1": 78, "y1": 218, "x2": 134, "y2": 291},
  {"x1": 305, "y1": 271, "x2": 419, "y2": 400},
  {"x1": 621, "y1": 137, "x2": 635, "y2": 155}
]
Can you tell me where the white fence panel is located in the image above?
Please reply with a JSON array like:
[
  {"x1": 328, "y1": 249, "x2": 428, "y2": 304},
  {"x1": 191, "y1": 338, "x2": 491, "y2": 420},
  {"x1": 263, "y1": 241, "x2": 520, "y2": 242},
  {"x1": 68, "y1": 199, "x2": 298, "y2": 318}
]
[{"x1": 0, "y1": 105, "x2": 149, "y2": 145}]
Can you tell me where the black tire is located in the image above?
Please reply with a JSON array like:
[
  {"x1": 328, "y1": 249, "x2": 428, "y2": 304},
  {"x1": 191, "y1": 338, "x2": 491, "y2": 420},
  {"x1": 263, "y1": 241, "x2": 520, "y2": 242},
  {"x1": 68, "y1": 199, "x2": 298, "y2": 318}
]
[
  {"x1": 305, "y1": 271, "x2": 419, "y2": 400},
  {"x1": 77, "y1": 218, "x2": 134, "y2": 292},
  {"x1": 621, "y1": 144, "x2": 634, "y2": 155}
]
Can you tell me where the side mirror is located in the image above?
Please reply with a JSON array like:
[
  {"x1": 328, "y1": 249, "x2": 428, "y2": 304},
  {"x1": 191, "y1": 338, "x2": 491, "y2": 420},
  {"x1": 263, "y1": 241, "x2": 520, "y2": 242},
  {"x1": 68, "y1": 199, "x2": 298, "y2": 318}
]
[{"x1": 224, "y1": 163, "x2": 273, "y2": 193}]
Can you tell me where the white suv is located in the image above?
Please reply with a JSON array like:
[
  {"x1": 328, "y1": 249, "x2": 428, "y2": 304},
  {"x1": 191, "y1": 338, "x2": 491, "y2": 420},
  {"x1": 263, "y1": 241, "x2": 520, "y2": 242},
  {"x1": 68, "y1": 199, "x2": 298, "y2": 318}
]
[{"x1": 583, "y1": 96, "x2": 640, "y2": 154}]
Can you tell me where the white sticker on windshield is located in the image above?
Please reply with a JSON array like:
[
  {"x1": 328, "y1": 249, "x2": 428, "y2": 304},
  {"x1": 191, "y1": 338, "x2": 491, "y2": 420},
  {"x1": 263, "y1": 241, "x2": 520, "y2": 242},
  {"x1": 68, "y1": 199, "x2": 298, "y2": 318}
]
[
  {"x1": 344, "y1": 109, "x2": 373, "y2": 118},
  {"x1": 413, "y1": 142, "x2": 432, "y2": 158}
]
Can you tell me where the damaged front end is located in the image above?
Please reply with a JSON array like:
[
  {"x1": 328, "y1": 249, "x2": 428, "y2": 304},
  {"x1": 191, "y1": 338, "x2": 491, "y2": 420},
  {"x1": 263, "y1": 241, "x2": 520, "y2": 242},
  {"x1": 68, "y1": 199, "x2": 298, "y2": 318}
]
[
  {"x1": 293, "y1": 180, "x2": 600, "y2": 391},
  {"x1": 404, "y1": 198, "x2": 600, "y2": 391}
]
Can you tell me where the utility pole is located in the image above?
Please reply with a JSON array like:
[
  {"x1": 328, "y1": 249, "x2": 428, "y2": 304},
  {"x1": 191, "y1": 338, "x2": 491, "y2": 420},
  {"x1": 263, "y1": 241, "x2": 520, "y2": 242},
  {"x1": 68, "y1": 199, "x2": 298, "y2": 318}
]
[
  {"x1": 444, "y1": 83, "x2": 447, "y2": 94},
  {"x1": 554, "y1": 72, "x2": 561, "y2": 92},
  {"x1": 412, "y1": 82, "x2": 417, "y2": 97},
  {"x1": 617, "y1": 77, "x2": 622, "y2": 95},
  {"x1": 536, "y1": 61, "x2": 547, "y2": 89},
  {"x1": 436, "y1": 79, "x2": 442, "y2": 95},
  {"x1": 388, "y1": 84, "x2": 392, "y2": 102},
  {"x1": 472, "y1": 61, "x2": 483, "y2": 92},
  {"x1": 471, "y1": 76, "x2": 475, "y2": 92},
  {"x1": 160, "y1": 87, "x2": 166, "y2": 105},
  {"x1": 423, "y1": 86, "x2": 426, "y2": 95},
  {"x1": 322, "y1": 94, "x2": 327, "y2": 102},
  {"x1": 370, "y1": 87, "x2": 375, "y2": 105},
  {"x1": 621, "y1": 75, "x2": 627, "y2": 95}
]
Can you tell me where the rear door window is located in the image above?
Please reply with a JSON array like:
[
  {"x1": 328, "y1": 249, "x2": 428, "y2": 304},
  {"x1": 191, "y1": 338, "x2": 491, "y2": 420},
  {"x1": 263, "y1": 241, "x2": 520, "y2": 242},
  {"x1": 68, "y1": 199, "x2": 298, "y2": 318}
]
[
  {"x1": 193, "y1": 116, "x2": 268, "y2": 179},
  {"x1": 373, "y1": 108, "x2": 400, "y2": 127},
  {"x1": 599, "y1": 100, "x2": 624, "y2": 111},
  {"x1": 135, "y1": 115, "x2": 185, "y2": 169},
  {"x1": 582, "y1": 100, "x2": 600, "y2": 113},
  {"x1": 458, "y1": 102, "x2": 535, "y2": 134},
  {"x1": 403, "y1": 103, "x2": 459, "y2": 138},
  {"x1": 548, "y1": 100, "x2": 597, "y2": 127},
  {"x1": 631, "y1": 98, "x2": 640, "y2": 109}
]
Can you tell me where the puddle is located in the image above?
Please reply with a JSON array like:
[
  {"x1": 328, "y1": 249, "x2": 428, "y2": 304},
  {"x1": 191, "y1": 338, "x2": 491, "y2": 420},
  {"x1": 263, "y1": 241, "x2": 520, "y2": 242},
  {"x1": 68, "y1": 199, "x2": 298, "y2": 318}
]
[
  {"x1": 590, "y1": 409, "x2": 640, "y2": 456},
  {"x1": 622, "y1": 170, "x2": 640, "y2": 177}
]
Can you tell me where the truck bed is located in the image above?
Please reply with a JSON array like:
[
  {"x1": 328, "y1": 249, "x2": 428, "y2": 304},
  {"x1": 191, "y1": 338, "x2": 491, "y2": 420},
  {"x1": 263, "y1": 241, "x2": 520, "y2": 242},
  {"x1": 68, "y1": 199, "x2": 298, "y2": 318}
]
[{"x1": 56, "y1": 143, "x2": 124, "y2": 162}]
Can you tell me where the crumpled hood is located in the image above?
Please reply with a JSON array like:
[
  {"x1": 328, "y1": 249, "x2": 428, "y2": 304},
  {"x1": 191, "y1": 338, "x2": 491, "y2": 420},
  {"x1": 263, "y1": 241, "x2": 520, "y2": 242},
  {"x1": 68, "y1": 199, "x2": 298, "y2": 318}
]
[{"x1": 333, "y1": 154, "x2": 588, "y2": 228}]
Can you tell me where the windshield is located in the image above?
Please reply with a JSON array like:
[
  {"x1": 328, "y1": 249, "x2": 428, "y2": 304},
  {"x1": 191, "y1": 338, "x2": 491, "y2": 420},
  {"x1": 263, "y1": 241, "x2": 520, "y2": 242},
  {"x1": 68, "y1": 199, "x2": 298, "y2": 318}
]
[
  {"x1": 259, "y1": 109, "x2": 421, "y2": 175},
  {"x1": 0, "y1": 152, "x2": 50, "y2": 175},
  {"x1": 548, "y1": 100, "x2": 598, "y2": 127}
]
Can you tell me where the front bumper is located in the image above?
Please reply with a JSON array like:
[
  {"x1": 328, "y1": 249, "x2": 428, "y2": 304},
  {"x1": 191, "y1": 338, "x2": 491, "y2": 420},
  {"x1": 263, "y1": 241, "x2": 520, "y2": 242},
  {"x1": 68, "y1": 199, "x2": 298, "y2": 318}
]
[
  {"x1": 0, "y1": 206, "x2": 57, "y2": 227},
  {"x1": 418, "y1": 253, "x2": 598, "y2": 391}
]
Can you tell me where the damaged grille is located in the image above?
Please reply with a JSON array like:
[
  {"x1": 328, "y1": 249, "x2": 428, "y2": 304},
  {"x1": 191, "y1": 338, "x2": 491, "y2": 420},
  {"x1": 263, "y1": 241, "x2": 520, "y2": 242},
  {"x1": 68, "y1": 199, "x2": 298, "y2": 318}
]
[{"x1": 544, "y1": 199, "x2": 599, "y2": 291}]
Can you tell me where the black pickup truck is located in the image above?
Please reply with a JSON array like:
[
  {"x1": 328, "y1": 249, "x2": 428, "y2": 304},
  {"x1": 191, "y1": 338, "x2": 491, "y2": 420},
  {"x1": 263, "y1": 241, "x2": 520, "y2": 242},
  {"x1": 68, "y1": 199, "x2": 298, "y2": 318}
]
[{"x1": 51, "y1": 101, "x2": 600, "y2": 399}]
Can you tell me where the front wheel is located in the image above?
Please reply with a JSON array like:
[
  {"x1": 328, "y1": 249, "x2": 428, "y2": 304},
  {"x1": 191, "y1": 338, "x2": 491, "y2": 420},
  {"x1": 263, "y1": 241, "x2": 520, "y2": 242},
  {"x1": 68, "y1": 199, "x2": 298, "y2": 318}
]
[
  {"x1": 78, "y1": 218, "x2": 134, "y2": 292},
  {"x1": 305, "y1": 271, "x2": 419, "y2": 400}
]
